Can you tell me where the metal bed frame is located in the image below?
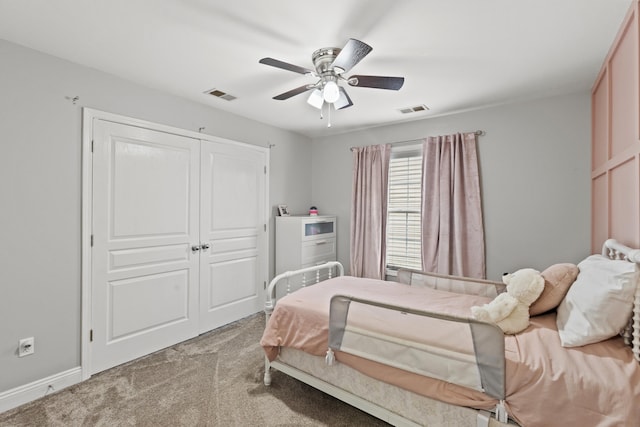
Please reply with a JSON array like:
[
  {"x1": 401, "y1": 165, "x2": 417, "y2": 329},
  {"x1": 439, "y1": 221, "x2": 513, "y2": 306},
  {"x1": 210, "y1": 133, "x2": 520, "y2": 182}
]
[{"x1": 262, "y1": 239, "x2": 640, "y2": 426}]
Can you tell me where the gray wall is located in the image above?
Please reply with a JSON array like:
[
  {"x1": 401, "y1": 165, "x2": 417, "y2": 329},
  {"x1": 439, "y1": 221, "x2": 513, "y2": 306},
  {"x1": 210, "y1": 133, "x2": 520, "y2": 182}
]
[
  {"x1": 0, "y1": 39, "x2": 311, "y2": 393},
  {"x1": 311, "y1": 93, "x2": 592, "y2": 280}
]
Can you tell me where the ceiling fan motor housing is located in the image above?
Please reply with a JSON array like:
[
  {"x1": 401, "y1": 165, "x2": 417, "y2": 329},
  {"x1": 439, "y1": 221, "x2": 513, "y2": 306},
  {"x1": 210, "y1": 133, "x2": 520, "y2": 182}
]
[{"x1": 312, "y1": 47, "x2": 341, "y2": 81}]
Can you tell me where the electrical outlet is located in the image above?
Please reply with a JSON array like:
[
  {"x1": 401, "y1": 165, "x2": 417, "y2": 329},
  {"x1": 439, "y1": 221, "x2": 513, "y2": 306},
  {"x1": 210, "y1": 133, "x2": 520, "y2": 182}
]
[{"x1": 18, "y1": 337, "x2": 34, "y2": 357}]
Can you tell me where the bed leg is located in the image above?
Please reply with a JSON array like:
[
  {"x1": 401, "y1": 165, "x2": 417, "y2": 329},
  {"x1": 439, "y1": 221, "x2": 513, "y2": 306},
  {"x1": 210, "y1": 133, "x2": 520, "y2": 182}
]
[
  {"x1": 476, "y1": 410, "x2": 490, "y2": 427},
  {"x1": 264, "y1": 356, "x2": 272, "y2": 386},
  {"x1": 495, "y1": 400, "x2": 508, "y2": 423}
]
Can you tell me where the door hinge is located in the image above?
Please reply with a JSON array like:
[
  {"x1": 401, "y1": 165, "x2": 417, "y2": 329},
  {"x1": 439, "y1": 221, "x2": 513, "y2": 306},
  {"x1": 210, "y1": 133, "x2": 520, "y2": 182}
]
[
  {"x1": 263, "y1": 224, "x2": 267, "y2": 232},
  {"x1": 264, "y1": 166, "x2": 267, "y2": 174},
  {"x1": 263, "y1": 280, "x2": 267, "y2": 290},
  {"x1": 90, "y1": 329, "x2": 93, "y2": 342},
  {"x1": 91, "y1": 140, "x2": 94, "y2": 153},
  {"x1": 90, "y1": 235, "x2": 94, "y2": 247}
]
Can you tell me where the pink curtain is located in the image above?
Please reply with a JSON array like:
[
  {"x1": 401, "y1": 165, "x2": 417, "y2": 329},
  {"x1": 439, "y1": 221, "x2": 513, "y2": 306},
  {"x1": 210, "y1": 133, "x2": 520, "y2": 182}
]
[
  {"x1": 421, "y1": 133, "x2": 485, "y2": 278},
  {"x1": 350, "y1": 144, "x2": 391, "y2": 279}
]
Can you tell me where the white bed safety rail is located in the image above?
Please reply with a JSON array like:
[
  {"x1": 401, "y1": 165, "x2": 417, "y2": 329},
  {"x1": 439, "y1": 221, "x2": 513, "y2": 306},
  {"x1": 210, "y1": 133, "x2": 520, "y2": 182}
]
[
  {"x1": 397, "y1": 268, "x2": 506, "y2": 298},
  {"x1": 326, "y1": 294, "x2": 508, "y2": 424}
]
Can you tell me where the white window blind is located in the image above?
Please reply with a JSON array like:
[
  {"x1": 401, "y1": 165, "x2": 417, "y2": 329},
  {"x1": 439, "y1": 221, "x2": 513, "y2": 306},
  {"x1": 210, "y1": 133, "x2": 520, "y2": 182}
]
[{"x1": 386, "y1": 147, "x2": 422, "y2": 271}]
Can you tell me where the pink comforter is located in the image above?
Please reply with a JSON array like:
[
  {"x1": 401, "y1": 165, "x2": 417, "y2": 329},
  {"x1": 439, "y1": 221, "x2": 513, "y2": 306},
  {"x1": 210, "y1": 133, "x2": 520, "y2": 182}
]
[{"x1": 260, "y1": 276, "x2": 640, "y2": 427}]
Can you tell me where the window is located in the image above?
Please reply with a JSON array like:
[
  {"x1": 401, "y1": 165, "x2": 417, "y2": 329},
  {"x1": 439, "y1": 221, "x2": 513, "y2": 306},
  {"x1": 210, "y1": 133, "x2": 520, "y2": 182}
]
[{"x1": 386, "y1": 146, "x2": 422, "y2": 271}]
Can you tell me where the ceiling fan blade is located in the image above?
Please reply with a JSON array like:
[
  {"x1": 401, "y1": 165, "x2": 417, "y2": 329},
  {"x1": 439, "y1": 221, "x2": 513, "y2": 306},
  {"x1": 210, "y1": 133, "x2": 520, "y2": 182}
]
[
  {"x1": 330, "y1": 39, "x2": 372, "y2": 74},
  {"x1": 347, "y1": 75, "x2": 404, "y2": 90},
  {"x1": 334, "y1": 87, "x2": 353, "y2": 110},
  {"x1": 273, "y1": 85, "x2": 315, "y2": 100},
  {"x1": 259, "y1": 57, "x2": 314, "y2": 75}
]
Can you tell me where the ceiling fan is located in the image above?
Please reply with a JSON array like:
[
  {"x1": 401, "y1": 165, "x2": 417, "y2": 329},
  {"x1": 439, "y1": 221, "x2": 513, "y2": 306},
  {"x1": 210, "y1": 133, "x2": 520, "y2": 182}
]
[{"x1": 259, "y1": 38, "x2": 404, "y2": 125}]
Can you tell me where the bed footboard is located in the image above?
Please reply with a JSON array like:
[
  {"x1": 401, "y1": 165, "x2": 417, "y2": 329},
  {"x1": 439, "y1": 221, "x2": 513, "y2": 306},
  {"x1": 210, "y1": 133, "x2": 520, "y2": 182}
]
[{"x1": 263, "y1": 261, "x2": 344, "y2": 385}]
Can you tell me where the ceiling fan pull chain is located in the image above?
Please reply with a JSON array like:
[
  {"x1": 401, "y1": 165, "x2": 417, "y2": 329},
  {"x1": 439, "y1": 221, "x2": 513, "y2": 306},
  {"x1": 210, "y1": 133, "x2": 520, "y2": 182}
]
[{"x1": 327, "y1": 104, "x2": 332, "y2": 128}]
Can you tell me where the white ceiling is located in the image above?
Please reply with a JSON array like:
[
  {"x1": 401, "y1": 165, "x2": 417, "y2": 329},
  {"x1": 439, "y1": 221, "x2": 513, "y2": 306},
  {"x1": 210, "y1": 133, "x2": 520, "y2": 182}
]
[{"x1": 0, "y1": 0, "x2": 632, "y2": 138}]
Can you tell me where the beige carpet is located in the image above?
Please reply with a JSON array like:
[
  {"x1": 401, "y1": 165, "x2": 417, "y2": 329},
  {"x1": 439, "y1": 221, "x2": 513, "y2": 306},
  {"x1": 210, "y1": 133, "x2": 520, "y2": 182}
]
[{"x1": 0, "y1": 313, "x2": 389, "y2": 426}]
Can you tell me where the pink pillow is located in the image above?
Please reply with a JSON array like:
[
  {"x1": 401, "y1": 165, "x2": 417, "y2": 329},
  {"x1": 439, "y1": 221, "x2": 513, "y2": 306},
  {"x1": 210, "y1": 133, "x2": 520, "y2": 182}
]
[{"x1": 529, "y1": 263, "x2": 579, "y2": 316}]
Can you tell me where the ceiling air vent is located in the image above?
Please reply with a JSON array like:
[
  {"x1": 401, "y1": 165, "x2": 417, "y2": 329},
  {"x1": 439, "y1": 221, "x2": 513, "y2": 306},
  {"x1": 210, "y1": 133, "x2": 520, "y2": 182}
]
[
  {"x1": 399, "y1": 104, "x2": 429, "y2": 114},
  {"x1": 205, "y1": 88, "x2": 237, "y2": 101}
]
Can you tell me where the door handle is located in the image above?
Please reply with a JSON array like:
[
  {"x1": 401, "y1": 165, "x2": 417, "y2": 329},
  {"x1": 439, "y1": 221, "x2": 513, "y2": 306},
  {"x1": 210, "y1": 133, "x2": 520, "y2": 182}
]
[
  {"x1": 191, "y1": 245, "x2": 201, "y2": 253},
  {"x1": 201, "y1": 243, "x2": 210, "y2": 250}
]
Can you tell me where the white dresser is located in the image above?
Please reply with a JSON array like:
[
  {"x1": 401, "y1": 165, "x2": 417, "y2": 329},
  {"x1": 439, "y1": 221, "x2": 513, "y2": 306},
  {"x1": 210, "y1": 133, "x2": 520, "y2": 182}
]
[{"x1": 275, "y1": 215, "x2": 337, "y2": 294}]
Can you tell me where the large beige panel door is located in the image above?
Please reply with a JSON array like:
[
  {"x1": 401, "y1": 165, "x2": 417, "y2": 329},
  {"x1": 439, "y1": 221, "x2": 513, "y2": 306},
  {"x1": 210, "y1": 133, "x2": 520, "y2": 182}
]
[
  {"x1": 91, "y1": 120, "x2": 200, "y2": 374},
  {"x1": 199, "y1": 141, "x2": 267, "y2": 333}
]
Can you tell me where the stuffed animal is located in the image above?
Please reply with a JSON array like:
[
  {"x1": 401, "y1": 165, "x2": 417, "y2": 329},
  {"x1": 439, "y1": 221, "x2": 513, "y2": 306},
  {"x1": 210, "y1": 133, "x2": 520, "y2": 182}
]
[{"x1": 470, "y1": 268, "x2": 545, "y2": 334}]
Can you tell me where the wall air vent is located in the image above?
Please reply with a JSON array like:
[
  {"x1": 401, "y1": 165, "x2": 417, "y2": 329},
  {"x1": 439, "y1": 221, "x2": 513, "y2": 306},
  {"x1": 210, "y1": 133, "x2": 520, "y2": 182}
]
[
  {"x1": 399, "y1": 104, "x2": 429, "y2": 114},
  {"x1": 204, "y1": 88, "x2": 237, "y2": 101}
]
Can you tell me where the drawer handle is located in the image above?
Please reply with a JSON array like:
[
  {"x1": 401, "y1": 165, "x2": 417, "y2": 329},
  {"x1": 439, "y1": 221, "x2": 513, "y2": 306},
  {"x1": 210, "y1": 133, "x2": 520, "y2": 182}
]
[{"x1": 315, "y1": 240, "x2": 328, "y2": 245}]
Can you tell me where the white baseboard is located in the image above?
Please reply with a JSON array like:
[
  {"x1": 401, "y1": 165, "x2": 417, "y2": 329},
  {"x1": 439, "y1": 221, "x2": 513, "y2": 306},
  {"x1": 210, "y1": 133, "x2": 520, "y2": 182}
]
[{"x1": 0, "y1": 367, "x2": 82, "y2": 413}]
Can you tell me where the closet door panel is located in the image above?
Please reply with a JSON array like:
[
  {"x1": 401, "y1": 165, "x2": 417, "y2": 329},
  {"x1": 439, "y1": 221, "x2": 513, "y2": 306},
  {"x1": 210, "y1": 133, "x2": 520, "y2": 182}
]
[
  {"x1": 610, "y1": 158, "x2": 639, "y2": 247},
  {"x1": 91, "y1": 120, "x2": 200, "y2": 374},
  {"x1": 592, "y1": 173, "x2": 608, "y2": 253},
  {"x1": 591, "y1": 4, "x2": 640, "y2": 251},
  {"x1": 610, "y1": 16, "x2": 637, "y2": 157},
  {"x1": 592, "y1": 73, "x2": 608, "y2": 170},
  {"x1": 199, "y1": 140, "x2": 267, "y2": 332},
  {"x1": 207, "y1": 258, "x2": 257, "y2": 307}
]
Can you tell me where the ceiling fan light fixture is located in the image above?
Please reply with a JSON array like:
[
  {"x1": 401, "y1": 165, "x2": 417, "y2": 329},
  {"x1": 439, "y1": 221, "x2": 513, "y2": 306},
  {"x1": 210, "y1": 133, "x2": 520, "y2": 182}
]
[
  {"x1": 322, "y1": 80, "x2": 340, "y2": 103},
  {"x1": 307, "y1": 89, "x2": 324, "y2": 109},
  {"x1": 334, "y1": 87, "x2": 353, "y2": 110}
]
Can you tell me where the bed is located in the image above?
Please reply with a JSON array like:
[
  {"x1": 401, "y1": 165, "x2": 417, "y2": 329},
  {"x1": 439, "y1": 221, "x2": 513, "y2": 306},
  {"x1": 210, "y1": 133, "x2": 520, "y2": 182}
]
[{"x1": 261, "y1": 239, "x2": 640, "y2": 426}]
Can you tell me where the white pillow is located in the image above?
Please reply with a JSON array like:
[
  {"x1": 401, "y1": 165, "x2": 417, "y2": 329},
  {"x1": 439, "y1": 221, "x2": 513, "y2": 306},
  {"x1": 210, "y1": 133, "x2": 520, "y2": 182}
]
[{"x1": 556, "y1": 254, "x2": 638, "y2": 347}]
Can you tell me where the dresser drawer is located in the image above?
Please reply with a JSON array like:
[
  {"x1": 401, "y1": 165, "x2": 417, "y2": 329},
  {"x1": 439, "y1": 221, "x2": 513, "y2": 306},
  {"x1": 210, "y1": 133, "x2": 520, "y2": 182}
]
[
  {"x1": 301, "y1": 238, "x2": 336, "y2": 264},
  {"x1": 301, "y1": 218, "x2": 336, "y2": 242}
]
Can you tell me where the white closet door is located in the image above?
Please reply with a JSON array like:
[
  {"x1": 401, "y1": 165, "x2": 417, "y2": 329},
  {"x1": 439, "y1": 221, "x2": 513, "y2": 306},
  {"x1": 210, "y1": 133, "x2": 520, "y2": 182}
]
[
  {"x1": 199, "y1": 140, "x2": 266, "y2": 332},
  {"x1": 91, "y1": 120, "x2": 200, "y2": 374}
]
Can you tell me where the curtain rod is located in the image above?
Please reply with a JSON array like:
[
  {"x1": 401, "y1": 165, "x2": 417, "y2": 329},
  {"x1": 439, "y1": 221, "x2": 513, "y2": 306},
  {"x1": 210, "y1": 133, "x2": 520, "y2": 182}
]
[{"x1": 349, "y1": 130, "x2": 484, "y2": 151}]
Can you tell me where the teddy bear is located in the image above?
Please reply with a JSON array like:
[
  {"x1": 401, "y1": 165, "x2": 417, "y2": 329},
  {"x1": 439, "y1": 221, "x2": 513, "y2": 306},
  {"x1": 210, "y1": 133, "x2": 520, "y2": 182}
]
[{"x1": 470, "y1": 268, "x2": 545, "y2": 334}]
